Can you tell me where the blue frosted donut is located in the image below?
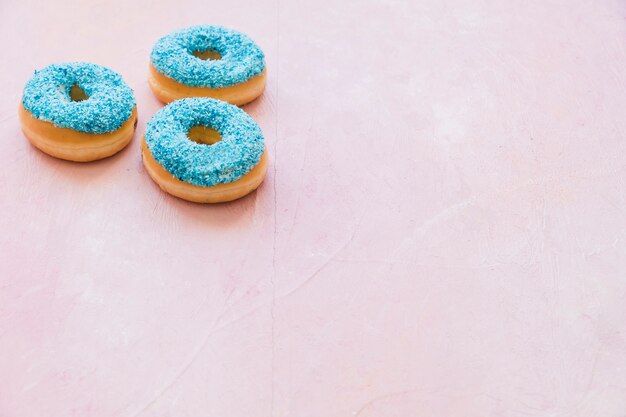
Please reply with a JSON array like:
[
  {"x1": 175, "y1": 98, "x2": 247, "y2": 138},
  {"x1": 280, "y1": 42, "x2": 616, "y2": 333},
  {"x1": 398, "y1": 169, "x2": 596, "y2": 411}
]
[
  {"x1": 150, "y1": 25, "x2": 265, "y2": 88},
  {"x1": 144, "y1": 98, "x2": 265, "y2": 187},
  {"x1": 22, "y1": 62, "x2": 135, "y2": 134}
]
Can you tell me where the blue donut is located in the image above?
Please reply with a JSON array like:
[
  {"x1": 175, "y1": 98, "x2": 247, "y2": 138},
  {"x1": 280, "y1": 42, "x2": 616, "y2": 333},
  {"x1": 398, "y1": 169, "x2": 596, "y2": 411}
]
[
  {"x1": 144, "y1": 98, "x2": 265, "y2": 187},
  {"x1": 150, "y1": 25, "x2": 265, "y2": 88},
  {"x1": 22, "y1": 62, "x2": 135, "y2": 134}
]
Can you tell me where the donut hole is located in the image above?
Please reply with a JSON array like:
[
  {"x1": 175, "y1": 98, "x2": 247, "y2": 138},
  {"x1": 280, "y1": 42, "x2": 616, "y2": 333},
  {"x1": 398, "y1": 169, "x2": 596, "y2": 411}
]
[
  {"x1": 192, "y1": 48, "x2": 222, "y2": 61},
  {"x1": 188, "y1": 125, "x2": 222, "y2": 146},
  {"x1": 69, "y1": 84, "x2": 89, "y2": 102}
]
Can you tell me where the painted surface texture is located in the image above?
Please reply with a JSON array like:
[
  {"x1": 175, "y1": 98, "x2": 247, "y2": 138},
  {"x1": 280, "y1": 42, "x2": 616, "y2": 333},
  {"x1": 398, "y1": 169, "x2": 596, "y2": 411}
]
[{"x1": 1, "y1": 0, "x2": 626, "y2": 416}]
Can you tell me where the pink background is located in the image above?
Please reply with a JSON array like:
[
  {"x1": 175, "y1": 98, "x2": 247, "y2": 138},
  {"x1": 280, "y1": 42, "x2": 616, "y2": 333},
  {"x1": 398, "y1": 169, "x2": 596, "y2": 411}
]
[{"x1": 2, "y1": 0, "x2": 626, "y2": 415}]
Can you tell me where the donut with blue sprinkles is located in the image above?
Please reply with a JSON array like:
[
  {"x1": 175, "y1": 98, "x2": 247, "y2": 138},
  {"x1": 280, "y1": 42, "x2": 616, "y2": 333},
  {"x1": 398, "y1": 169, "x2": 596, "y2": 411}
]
[
  {"x1": 142, "y1": 98, "x2": 268, "y2": 203},
  {"x1": 149, "y1": 25, "x2": 266, "y2": 105},
  {"x1": 19, "y1": 62, "x2": 137, "y2": 162}
]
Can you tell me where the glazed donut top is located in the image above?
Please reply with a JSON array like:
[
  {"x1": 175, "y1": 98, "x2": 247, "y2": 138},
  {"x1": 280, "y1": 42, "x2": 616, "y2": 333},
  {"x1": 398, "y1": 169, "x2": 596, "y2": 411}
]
[
  {"x1": 150, "y1": 25, "x2": 265, "y2": 88},
  {"x1": 22, "y1": 62, "x2": 135, "y2": 134},
  {"x1": 145, "y1": 98, "x2": 264, "y2": 187}
]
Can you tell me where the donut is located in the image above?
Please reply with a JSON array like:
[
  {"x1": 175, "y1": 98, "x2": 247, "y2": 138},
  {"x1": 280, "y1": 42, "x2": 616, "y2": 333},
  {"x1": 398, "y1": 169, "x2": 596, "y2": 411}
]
[
  {"x1": 19, "y1": 62, "x2": 137, "y2": 162},
  {"x1": 142, "y1": 98, "x2": 267, "y2": 203},
  {"x1": 149, "y1": 25, "x2": 266, "y2": 106}
]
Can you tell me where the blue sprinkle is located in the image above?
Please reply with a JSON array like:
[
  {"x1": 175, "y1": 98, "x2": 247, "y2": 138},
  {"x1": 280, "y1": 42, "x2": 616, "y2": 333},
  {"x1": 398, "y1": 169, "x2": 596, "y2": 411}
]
[
  {"x1": 150, "y1": 25, "x2": 265, "y2": 88},
  {"x1": 22, "y1": 62, "x2": 135, "y2": 134},
  {"x1": 145, "y1": 98, "x2": 264, "y2": 187}
]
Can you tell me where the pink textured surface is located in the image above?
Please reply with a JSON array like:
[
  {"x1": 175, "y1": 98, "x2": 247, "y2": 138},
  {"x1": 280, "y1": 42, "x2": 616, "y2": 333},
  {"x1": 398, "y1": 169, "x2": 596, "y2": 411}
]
[{"x1": 2, "y1": 0, "x2": 626, "y2": 415}]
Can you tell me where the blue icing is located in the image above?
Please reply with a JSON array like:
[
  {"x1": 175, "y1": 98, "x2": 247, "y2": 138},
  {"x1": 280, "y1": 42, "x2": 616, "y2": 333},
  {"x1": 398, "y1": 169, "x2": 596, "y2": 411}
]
[
  {"x1": 150, "y1": 25, "x2": 265, "y2": 88},
  {"x1": 22, "y1": 62, "x2": 135, "y2": 134},
  {"x1": 145, "y1": 98, "x2": 264, "y2": 187}
]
